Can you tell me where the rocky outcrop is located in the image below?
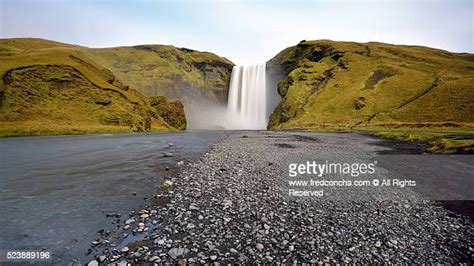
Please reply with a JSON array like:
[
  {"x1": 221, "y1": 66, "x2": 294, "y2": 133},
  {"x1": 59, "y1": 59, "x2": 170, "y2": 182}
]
[
  {"x1": 192, "y1": 61, "x2": 234, "y2": 103},
  {"x1": 150, "y1": 96, "x2": 187, "y2": 130}
]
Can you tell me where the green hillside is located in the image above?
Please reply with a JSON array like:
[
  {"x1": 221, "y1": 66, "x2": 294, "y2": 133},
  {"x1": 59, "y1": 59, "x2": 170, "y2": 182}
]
[
  {"x1": 84, "y1": 44, "x2": 234, "y2": 105},
  {"x1": 0, "y1": 38, "x2": 186, "y2": 137},
  {"x1": 267, "y1": 40, "x2": 474, "y2": 131}
]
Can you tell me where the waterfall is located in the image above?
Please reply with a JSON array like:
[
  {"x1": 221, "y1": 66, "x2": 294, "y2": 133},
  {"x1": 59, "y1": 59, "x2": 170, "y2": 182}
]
[{"x1": 226, "y1": 63, "x2": 268, "y2": 129}]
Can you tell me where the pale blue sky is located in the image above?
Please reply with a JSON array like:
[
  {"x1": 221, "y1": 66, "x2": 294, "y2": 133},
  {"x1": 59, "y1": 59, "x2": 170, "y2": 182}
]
[{"x1": 0, "y1": 0, "x2": 472, "y2": 64}]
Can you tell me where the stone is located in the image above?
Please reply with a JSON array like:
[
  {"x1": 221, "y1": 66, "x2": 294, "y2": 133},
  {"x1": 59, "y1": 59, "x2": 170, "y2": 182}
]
[
  {"x1": 154, "y1": 238, "x2": 165, "y2": 245},
  {"x1": 375, "y1": 241, "x2": 382, "y2": 248},
  {"x1": 256, "y1": 243, "x2": 264, "y2": 250},
  {"x1": 168, "y1": 247, "x2": 188, "y2": 259},
  {"x1": 149, "y1": 256, "x2": 159, "y2": 262},
  {"x1": 133, "y1": 251, "x2": 141, "y2": 258},
  {"x1": 222, "y1": 199, "x2": 233, "y2": 207},
  {"x1": 163, "y1": 180, "x2": 173, "y2": 187},
  {"x1": 87, "y1": 260, "x2": 99, "y2": 266},
  {"x1": 125, "y1": 219, "x2": 135, "y2": 225},
  {"x1": 189, "y1": 203, "x2": 200, "y2": 210}
]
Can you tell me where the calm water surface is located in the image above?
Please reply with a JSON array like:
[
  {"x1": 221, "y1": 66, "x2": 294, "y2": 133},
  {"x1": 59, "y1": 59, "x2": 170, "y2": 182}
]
[{"x1": 0, "y1": 131, "x2": 224, "y2": 264}]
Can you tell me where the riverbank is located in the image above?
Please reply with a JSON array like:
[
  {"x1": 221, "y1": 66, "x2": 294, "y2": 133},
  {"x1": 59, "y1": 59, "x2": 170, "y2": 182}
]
[
  {"x1": 368, "y1": 128, "x2": 474, "y2": 154},
  {"x1": 88, "y1": 131, "x2": 473, "y2": 264},
  {"x1": 0, "y1": 122, "x2": 178, "y2": 138}
]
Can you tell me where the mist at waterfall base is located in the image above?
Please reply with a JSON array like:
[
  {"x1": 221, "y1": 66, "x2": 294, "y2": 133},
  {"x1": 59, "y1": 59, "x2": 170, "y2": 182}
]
[{"x1": 186, "y1": 63, "x2": 280, "y2": 130}]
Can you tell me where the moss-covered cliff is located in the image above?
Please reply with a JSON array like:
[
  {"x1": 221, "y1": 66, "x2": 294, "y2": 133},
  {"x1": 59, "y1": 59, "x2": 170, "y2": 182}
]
[
  {"x1": 150, "y1": 96, "x2": 186, "y2": 130},
  {"x1": 267, "y1": 40, "x2": 474, "y2": 130},
  {"x1": 0, "y1": 38, "x2": 189, "y2": 136},
  {"x1": 85, "y1": 45, "x2": 234, "y2": 105}
]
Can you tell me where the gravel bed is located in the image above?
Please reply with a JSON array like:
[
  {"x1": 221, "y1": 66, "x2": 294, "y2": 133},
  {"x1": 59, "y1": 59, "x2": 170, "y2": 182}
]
[{"x1": 87, "y1": 131, "x2": 473, "y2": 264}]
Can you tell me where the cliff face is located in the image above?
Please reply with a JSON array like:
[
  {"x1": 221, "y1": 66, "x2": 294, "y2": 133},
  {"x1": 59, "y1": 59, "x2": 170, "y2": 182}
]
[
  {"x1": 85, "y1": 45, "x2": 234, "y2": 106},
  {"x1": 150, "y1": 96, "x2": 186, "y2": 130},
  {"x1": 267, "y1": 40, "x2": 474, "y2": 130},
  {"x1": 0, "y1": 38, "x2": 187, "y2": 136}
]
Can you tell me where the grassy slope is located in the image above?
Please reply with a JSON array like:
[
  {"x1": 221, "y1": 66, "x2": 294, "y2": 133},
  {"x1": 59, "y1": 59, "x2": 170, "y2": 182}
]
[
  {"x1": 84, "y1": 45, "x2": 234, "y2": 104},
  {"x1": 268, "y1": 40, "x2": 474, "y2": 129},
  {"x1": 267, "y1": 40, "x2": 474, "y2": 153},
  {"x1": 0, "y1": 38, "x2": 175, "y2": 137},
  {"x1": 371, "y1": 128, "x2": 474, "y2": 154}
]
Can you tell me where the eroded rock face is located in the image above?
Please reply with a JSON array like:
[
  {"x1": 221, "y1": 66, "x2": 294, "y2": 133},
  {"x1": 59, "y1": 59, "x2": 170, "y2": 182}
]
[
  {"x1": 150, "y1": 96, "x2": 187, "y2": 130},
  {"x1": 193, "y1": 61, "x2": 233, "y2": 103}
]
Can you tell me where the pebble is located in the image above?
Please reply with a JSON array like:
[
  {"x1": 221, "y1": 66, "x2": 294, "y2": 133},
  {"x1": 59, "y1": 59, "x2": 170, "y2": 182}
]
[
  {"x1": 149, "y1": 256, "x2": 160, "y2": 262},
  {"x1": 125, "y1": 219, "x2": 135, "y2": 225},
  {"x1": 154, "y1": 238, "x2": 165, "y2": 245},
  {"x1": 375, "y1": 241, "x2": 382, "y2": 248},
  {"x1": 97, "y1": 255, "x2": 106, "y2": 263},
  {"x1": 189, "y1": 203, "x2": 199, "y2": 210},
  {"x1": 163, "y1": 180, "x2": 173, "y2": 187},
  {"x1": 168, "y1": 248, "x2": 188, "y2": 259},
  {"x1": 87, "y1": 260, "x2": 99, "y2": 266}
]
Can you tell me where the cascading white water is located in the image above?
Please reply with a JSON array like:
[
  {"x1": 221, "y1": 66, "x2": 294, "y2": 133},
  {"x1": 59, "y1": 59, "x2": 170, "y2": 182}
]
[{"x1": 226, "y1": 63, "x2": 268, "y2": 129}]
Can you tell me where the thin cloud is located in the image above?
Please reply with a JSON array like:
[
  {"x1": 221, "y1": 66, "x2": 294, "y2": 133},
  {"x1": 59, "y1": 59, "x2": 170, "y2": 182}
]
[{"x1": 0, "y1": 0, "x2": 472, "y2": 65}]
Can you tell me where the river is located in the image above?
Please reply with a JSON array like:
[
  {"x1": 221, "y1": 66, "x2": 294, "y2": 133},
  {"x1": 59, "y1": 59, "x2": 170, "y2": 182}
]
[{"x1": 0, "y1": 131, "x2": 224, "y2": 264}]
